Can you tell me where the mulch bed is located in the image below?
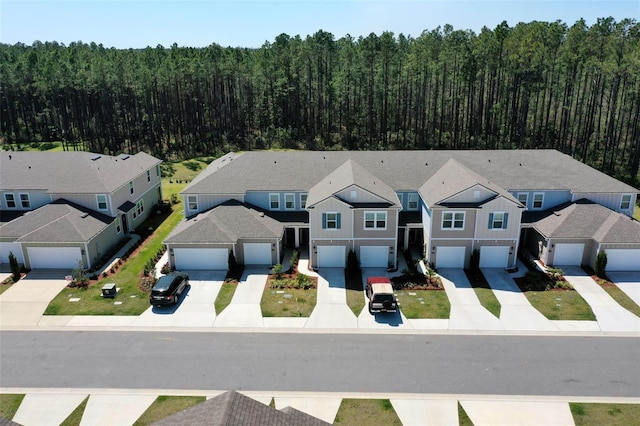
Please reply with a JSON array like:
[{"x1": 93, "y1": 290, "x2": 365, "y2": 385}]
[{"x1": 391, "y1": 273, "x2": 443, "y2": 290}]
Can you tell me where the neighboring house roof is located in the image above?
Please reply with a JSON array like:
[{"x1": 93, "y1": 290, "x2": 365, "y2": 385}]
[
  {"x1": 0, "y1": 199, "x2": 113, "y2": 243},
  {"x1": 152, "y1": 390, "x2": 330, "y2": 426},
  {"x1": 181, "y1": 150, "x2": 638, "y2": 197},
  {"x1": 0, "y1": 151, "x2": 161, "y2": 194},
  {"x1": 306, "y1": 159, "x2": 400, "y2": 208},
  {"x1": 531, "y1": 199, "x2": 640, "y2": 243},
  {"x1": 418, "y1": 158, "x2": 519, "y2": 207},
  {"x1": 0, "y1": 416, "x2": 22, "y2": 426},
  {"x1": 165, "y1": 200, "x2": 284, "y2": 244}
]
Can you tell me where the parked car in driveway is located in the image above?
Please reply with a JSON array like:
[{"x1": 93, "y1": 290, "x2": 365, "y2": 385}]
[
  {"x1": 366, "y1": 276, "x2": 399, "y2": 313},
  {"x1": 149, "y1": 272, "x2": 189, "y2": 307}
]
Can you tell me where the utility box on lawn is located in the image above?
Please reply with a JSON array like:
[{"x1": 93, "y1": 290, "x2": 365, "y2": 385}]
[{"x1": 102, "y1": 283, "x2": 117, "y2": 298}]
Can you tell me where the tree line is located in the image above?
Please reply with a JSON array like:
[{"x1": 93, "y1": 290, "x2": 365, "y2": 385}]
[{"x1": 1, "y1": 18, "x2": 639, "y2": 185}]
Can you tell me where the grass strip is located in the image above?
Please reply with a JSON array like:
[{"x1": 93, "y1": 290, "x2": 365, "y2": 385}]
[
  {"x1": 395, "y1": 290, "x2": 450, "y2": 319},
  {"x1": 334, "y1": 399, "x2": 402, "y2": 425},
  {"x1": 523, "y1": 290, "x2": 596, "y2": 321},
  {"x1": 571, "y1": 402, "x2": 640, "y2": 426},
  {"x1": 214, "y1": 283, "x2": 237, "y2": 314},
  {"x1": 0, "y1": 394, "x2": 25, "y2": 420},
  {"x1": 134, "y1": 396, "x2": 205, "y2": 425},
  {"x1": 60, "y1": 396, "x2": 88, "y2": 426},
  {"x1": 261, "y1": 287, "x2": 317, "y2": 317}
]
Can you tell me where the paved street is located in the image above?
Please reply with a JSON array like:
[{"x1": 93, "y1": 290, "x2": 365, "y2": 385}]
[{"x1": 1, "y1": 331, "x2": 639, "y2": 397}]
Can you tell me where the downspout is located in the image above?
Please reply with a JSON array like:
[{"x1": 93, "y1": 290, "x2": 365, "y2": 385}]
[{"x1": 84, "y1": 242, "x2": 91, "y2": 270}]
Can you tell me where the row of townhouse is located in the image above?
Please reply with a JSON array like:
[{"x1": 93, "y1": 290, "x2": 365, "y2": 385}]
[
  {"x1": 0, "y1": 151, "x2": 162, "y2": 270},
  {"x1": 164, "y1": 150, "x2": 640, "y2": 272}
]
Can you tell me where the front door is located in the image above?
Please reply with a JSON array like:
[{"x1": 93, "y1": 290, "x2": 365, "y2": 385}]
[{"x1": 121, "y1": 214, "x2": 128, "y2": 233}]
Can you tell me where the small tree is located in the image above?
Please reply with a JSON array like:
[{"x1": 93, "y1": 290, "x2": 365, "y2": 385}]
[
  {"x1": 271, "y1": 263, "x2": 284, "y2": 279},
  {"x1": 8, "y1": 251, "x2": 20, "y2": 282},
  {"x1": 595, "y1": 250, "x2": 607, "y2": 278},
  {"x1": 71, "y1": 260, "x2": 89, "y2": 289},
  {"x1": 228, "y1": 250, "x2": 238, "y2": 275}
]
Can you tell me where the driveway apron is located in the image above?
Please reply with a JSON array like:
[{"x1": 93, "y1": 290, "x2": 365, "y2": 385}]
[
  {"x1": 305, "y1": 268, "x2": 357, "y2": 329},
  {"x1": 607, "y1": 272, "x2": 640, "y2": 307},
  {"x1": 12, "y1": 393, "x2": 88, "y2": 426},
  {"x1": 78, "y1": 394, "x2": 157, "y2": 426},
  {"x1": 391, "y1": 398, "x2": 459, "y2": 426},
  {"x1": 274, "y1": 396, "x2": 342, "y2": 424},
  {"x1": 438, "y1": 269, "x2": 503, "y2": 331},
  {"x1": 213, "y1": 268, "x2": 266, "y2": 328},
  {"x1": 562, "y1": 266, "x2": 640, "y2": 332},
  {"x1": 481, "y1": 268, "x2": 559, "y2": 331},
  {"x1": 133, "y1": 270, "x2": 225, "y2": 327},
  {"x1": 460, "y1": 399, "x2": 574, "y2": 426},
  {"x1": 0, "y1": 270, "x2": 68, "y2": 328}
]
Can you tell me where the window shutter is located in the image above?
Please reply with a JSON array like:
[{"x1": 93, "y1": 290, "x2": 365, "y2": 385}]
[
  {"x1": 322, "y1": 213, "x2": 327, "y2": 229},
  {"x1": 488, "y1": 213, "x2": 494, "y2": 229},
  {"x1": 503, "y1": 213, "x2": 509, "y2": 229},
  {"x1": 337, "y1": 213, "x2": 341, "y2": 229}
]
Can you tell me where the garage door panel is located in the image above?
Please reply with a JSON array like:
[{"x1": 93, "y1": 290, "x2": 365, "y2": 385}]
[
  {"x1": 436, "y1": 246, "x2": 465, "y2": 269},
  {"x1": 480, "y1": 246, "x2": 509, "y2": 268},
  {"x1": 174, "y1": 248, "x2": 228, "y2": 270},
  {"x1": 318, "y1": 246, "x2": 346, "y2": 268},
  {"x1": 606, "y1": 249, "x2": 640, "y2": 271},
  {"x1": 27, "y1": 247, "x2": 82, "y2": 269},
  {"x1": 553, "y1": 243, "x2": 584, "y2": 266},
  {"x1": 360, "y1": 246, "x2": 388, "y2": 268},
  {"x1": 243, "y1": 243, "x2": 272, "y2": 265}
]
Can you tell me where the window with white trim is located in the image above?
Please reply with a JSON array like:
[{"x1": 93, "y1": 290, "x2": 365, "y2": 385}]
[
  {"x1": 187, "y1": 195, "x2": 198, "y2": 211},
  {"x1": 96, "y1": 194, "x2": 108, "y2": 211},
  {"x1": 350, "y1": 190, "x2": 357, "y2": 200},
  {"x1": 532, "y1": 193, "x2": 544, "y2": 209},
  {"x1": 300, "y1": 193, "x2": 307, "y2": 209},
  {"x1": 136, "y1": 200, "x2": 144, "y2": 216},
  {"x1": 442, "y1": 211, "x2": 465, "y2": 229},
  {"x1": 269, "y1": 193, "x2": 280, "y2": 210},
  {"x1": 129, "y1": 181, "x2": 134, "y2": 195},
  {"x1": 620, "y1": 194, "x2": 632, "y2": 210},
  {"x1": 147, "y1": 170, "x2": 151, "y2": 182},
  {"x1": 4, "y1": 193, "x2": 15, "y2": 208},
  {"x1": 365, "y1": 211, "x2": 387, "y2": 230},
  {"x1": 489, "y1": 212, "x2": 509, "y2": 229},
  {"x1": 322, "y1": 212, "x2": 340, "y2": 229},
  {"x1": 19, "y1": 193, "x2": 30, "y2": 208},
  {"x1": 284, "y1": 193, "x2": 295, "y2": 210},
  {"x1": 115, "y1": 217, "x2": 121, "y2": 233},
  {"x1": 408, "y1": 193, "x2": 419, "y2": 210},
  {"x1": 517, "y1": 192, "x2": 528, "y2": 207}
]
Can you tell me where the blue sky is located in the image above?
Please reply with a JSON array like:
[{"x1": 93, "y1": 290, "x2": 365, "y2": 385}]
[{"x1": 1, "y1": 0, "x2": 638, "y2": 48}]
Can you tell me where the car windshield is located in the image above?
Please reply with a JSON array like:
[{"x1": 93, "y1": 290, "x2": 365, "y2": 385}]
[
  {"x1": 374, "y1": 294, "x2": 395, "y2": 302},
  {"x1": 152, "y1": 276, "x2": 175, "y2": 292}
]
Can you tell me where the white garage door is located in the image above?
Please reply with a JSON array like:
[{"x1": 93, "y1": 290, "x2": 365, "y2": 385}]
[
  {"x1": 0, "y1": 242, "x2": 24, "y2": 265},
  {"x1": 173, "y1": 248, "x2": 228, "y2": 270},
  {"x1": 27, "y1": 247, "x2": 82, "y2": 269},
  {"x1": 480, "y1": 246, "x2": 509, "y2": 268},
  {"x1": 605, "y1": 249, "x2": 640, "y2": 271},
  {"x1": 553, "y1": 243, "x2": 584, "y2": 266},
  {"x1": 360, "y1": 246, "x2": 388, "y2": 268},
  {"x1": 243, "y1": 243, "x2": 273, "y2": 265},
  {"x1": 436, "y1": 246, "x2": 465, "y2": 268},
  {"x1": 317, "y1": 246, "x2": 346, "y2": 268}
]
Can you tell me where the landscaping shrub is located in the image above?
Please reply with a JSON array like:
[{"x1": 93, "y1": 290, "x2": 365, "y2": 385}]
[
  {"x1": 595, "y1": 250, "x2": 607, "y2": 278},
  {"x1": 228, "y1": 250, "x2": 238, "y2": 275},
  {"x1": 8, "y1": 251, "x2": 20, "y2": 282},
  {"x1": 288, "y1": 249, "x2": 299, "y2": 273},
  {"x1": 271, "y1": 263, "x2": 284, "y2": 279},
  {"x1": 161, "y1": 262, "x2": 171, "y2": 275}
]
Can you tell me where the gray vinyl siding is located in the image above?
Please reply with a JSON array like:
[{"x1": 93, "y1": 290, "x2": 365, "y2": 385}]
[
  {"x1": 547, "y1": 238, "x2": 594, "y2": 267},
  {"x1": 511, "y1": 190, "x2": 572, "y2": 211},
  {"x1": 129, "y1": 186, "x2": 164, "y2": 229},
  {"x1": 111, "y1": 167, "x2": 162, "y2": 215},
  {"x1": 309, "y1": 198, "x2": 353, "y2": 239},
  {"x1": 444, "y1": 185, "x2": 495, "y2": 204},
  {"x1": 335, "y1": 186, "x2": 386, "y2": 204},
  {"x1": 572, "y1": 192, "x2": 637, "y2": 216},
  {"x1": 474, "y1": 198, "x2": 521, "y2": 239},
  {"x1": 49, "y1": 192, "x2": 108, "y2": 215},
  {"x1": 353, "y1": 208, "x2": 398, "y2": 239},
  {"x1": 0, "y1": 190, "x2": 50, "y2": 211},
  {"x1": 245, "y1": 191, "x2": 307, "y2": 211},
  {"x1": 183, "y1": 194, "x2": 242, "y2": 216},
  {"x1": 86, "y1": 221, "x2": 122, "y2": 268},
  {"x1": 430, "y1": 208, "x2": 476, "y2": 239}
]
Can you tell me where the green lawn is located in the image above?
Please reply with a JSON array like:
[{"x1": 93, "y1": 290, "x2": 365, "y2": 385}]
[
  {"x1": 334, "y1": 399, "x2": 401, "y2": 425},
  {"x1": 2, "y1": 141, "x2": 65, "y2": 152},
  {"x1": 60, "y1": 396, "x2": 88, "y2": 426},
  {"x1": 458, "y1": 402, "x2": 474, "y2": 426},
  {"x1": 599, "y1": 284, "x2": 640, "y2": 317},
  {"x1": 523, "y1": 289, "x2": 596, "y2": 321},
  {"x1": 395, "y1": 290, "x2": 451, "y2": 319},
  {"x1": 633, "y1": 205, "x2": 640, "y2": 221},
  {"x1": 134, "y1": 396, "x2": 206, "y2": 425},
  {"x1": 214, "y1": 283, "x2": 238, "y2": 314},
  {"x1": 0, "y1": 281, "x2": 14, "y2": 296},
  {"x1": 473, "y1": 287, "x2": 501, "y2": 318},
  {"x1": 261, "y1": 287, "x2": 317, "y2": 317},
  {"x1": 0, "y1": 394, "x2": 24, "y2": 420},
  {"x1": 571, "y1": 402, "x2": 640, "y2": 426},
  {"x1": 345, "y1": 270, "x2": 365, "y2": 316}
]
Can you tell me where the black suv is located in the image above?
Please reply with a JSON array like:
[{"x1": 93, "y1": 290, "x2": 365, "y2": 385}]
[{"x1": 149, "y1": 272, "x2": 189, "y2": 307}]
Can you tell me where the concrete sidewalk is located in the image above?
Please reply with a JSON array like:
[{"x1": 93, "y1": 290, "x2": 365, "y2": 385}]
[
  {"x1": 562, "y1": 266, "x2": 640, "y2": 332},
  {"x1": 607, "y1": 272, "x2": 640, "y2": 307}
]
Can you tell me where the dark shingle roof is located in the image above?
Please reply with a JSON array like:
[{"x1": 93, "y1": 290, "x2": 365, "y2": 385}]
[
  {"x1": 165, "y1": 201, "x2": 284, "y2": 244},
  {"x1": 0, "y1": 199, "x2": 113, "y2": 243},
  {"x1": 181, "y1": 150, "x2": 638, "y2": 197},
  {"x1": 152, "y1": 390, "x2": 330, "y2": 426},
  {"x1": 306, "y1": 159, "x2": 400, "y2": 207},
  {"x1": 531, "y1": 199, "x2": 640, "y2": 242},
  {"x1": 0, "y1": 151, "x2": 161, "y2": 194}
]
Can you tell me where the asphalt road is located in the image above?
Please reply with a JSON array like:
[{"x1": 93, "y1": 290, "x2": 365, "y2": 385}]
[{"x1": 1, "y1": 331, "x2": 638, "y2": 397}]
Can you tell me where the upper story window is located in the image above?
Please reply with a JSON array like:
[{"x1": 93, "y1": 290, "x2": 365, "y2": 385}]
[
  {"x1": 408, "y1": 193, "x2": 419, "y2": 210},
  {"x1": 517, "y1": 193, "x2": 528, "y2": 207},
  {"x1": 156, "y1": 165, "x2": 160, "y2": 177},
  {"x1": 4, "y1": 193, "x2": 16, "y2": 208},
  {"x1": 19, "y1": 193, "x2": 30, "y2": 209},
  {"x1": 284, "y1": 193, "x2": 295, "y2": 210},
  {"x1": 300, "y1": 193, "x2": 307, "y2": 209},
  {"x1": 350, "y1": 190, "x2": 357, "y2": 200},
  {"x1": 115, "y1": 217, "x2": 122, "y2": 233},
  {"x1": 136, "y1": 200, "x2": 144, "y2": 216},
  {"x1": 365, "y1": 212, "x2": 387, "y2": 230},
  {"x1": 442, "y1": 211, "x2": 465, "y2": 230},
  {"x1": 187, "y1": 195, "x2": 198, "y2": 211},
  {"x1": 620, "y1": 194, "x2": 632, "y2": 210},
  {"x1": 322, "y1": 212, "x2": 341, "y2": 229},
  {"x1": 532, "y1": 192, "x2": 544, "y2": 209},
  {"x1": 96, "y1": 194, "x2": 108, "y2": 211},
  {"x1": 489, "y1": 212, "x2": 509, "y2": 229},
  {"x1": 147, "y1": 170, "x2": 151, "y2": 182},
  {"x1": 269, "y1": 193, "x2": 280, "y2": 210},
  {"x1": 129, "y1": 181, "x2": 134, "y2": 195}
]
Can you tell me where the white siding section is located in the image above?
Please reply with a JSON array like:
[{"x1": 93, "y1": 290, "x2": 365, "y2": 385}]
[
  {"x1": 573, "y1": 192, "x2": 637, "y2": 216},
  {"x1": 335, "y1": 185, "x2": 386, "y2": 204},
  {"x1": 309, "y1": 198, "x2": 353, "y2": 239},
  {"x1": 444, "y1": 185, "x2": 496, "y2": 204},
  {"x1": 474, "y1": 197, "x2": 522, "y2": 239}
]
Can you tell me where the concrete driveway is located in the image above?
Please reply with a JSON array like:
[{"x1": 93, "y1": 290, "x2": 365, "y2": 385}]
[
  {"x1": 214, "y1": 268, "x2": 267, "y2": 328},
  {"x1": 133, "y1": 270, "x2": 225, "y2": 328},
  {"x1": 607, "y1": 272, "x2": 640, "y2": 307},
  {"x1": 306, "y1": 268, "x2": 357, "y2": 329},
  {"x1": 0, "y1": 270, "x2": 69, "y2": 328}
]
